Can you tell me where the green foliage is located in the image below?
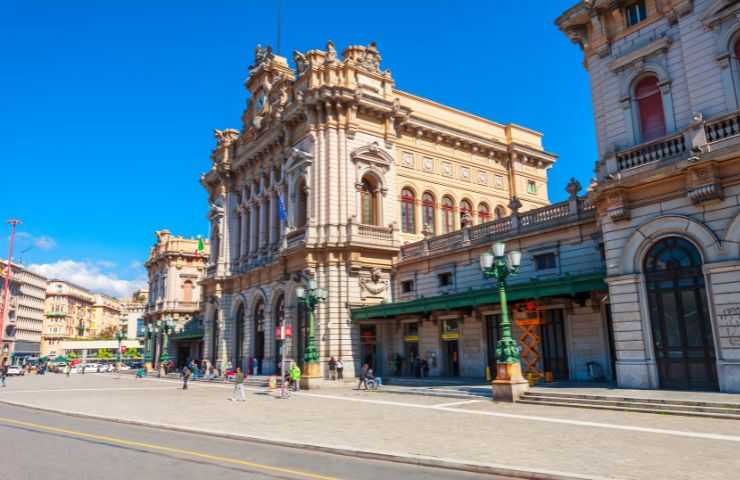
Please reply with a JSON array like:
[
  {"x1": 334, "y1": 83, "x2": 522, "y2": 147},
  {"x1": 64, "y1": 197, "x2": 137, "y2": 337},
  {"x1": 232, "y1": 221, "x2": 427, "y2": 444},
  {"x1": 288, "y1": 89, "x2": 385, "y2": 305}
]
[
  {"x1": 97, "y1": 349, "x2": 113, "y2": 360},
  {"x1": 67, "y1": 352, "x2": 79, "y2": 360},
  {"x1": 124, "y1": 348, "x2": 141, "y2": 359}
]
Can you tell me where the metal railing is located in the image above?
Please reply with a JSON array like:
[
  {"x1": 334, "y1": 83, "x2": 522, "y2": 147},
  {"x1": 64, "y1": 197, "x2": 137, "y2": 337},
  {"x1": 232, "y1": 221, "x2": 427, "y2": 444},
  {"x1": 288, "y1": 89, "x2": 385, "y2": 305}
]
[{"x1": 616, "y1": 132, "x2": 686, "y2": 171}]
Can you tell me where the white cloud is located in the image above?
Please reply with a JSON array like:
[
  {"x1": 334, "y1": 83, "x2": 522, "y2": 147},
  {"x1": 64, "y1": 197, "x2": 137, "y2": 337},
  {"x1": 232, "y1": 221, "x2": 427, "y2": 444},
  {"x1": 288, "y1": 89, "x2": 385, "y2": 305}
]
[
  {"x1": 15, "y1": 232, "x2": 57, "y2": 251},
  {"x1": 28, "y1": 260, "x2": 146, "y2": 299},
  {"x1": 34, "y1": 236, "x2": 57, "y2": 250}
]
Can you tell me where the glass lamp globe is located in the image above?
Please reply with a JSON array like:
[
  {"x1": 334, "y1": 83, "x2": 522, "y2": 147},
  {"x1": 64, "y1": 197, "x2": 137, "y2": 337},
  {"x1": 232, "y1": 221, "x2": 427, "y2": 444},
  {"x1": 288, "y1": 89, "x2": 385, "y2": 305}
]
[
  {"x1": 479, "y1": 251, "x2": 494, "y2": 271},
  {"x1": 493, "y1": 242, "x2": 506, "y2": 258}
]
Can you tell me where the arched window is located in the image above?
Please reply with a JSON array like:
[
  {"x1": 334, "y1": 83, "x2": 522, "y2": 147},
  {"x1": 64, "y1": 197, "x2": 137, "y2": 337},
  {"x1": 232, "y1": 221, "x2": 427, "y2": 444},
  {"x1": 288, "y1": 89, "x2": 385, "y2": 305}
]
[
  {"x1": 182, "y1": 280, "x2": 193, "y2": 303},
  {"x1": 401, "y1": 188, "x2": 416, "y2": 233},
  {"x1": 422, "y1": 192, "x2": 436, "y2": 233},
  {"x1": 495, "y1": 205, "x2": 507, "y2": 220},
  {"x1": 735, "y1": 37, "x2": 740, "y2": 64},
  {"x1": 460, "y1": 199, "x2": 473, "y2": 226},
  {"x1": 253, "y1": 298, "x2": 265, "y2": 372},
  {"x1": 635, "y1": 75, "x2": 666, "y2": 142},
  {"x1": 442, "y1": 196, "x2": 455, "y2": 233},
  {"x1": 234, "y1": 303, "x2": 245, "y2": 369},
  {"x1": 478, "y1": 203, "x2": 491, "y2": 223},
  {"x1": 360, "y1": 176, "x2": 380, "y2": 225}
]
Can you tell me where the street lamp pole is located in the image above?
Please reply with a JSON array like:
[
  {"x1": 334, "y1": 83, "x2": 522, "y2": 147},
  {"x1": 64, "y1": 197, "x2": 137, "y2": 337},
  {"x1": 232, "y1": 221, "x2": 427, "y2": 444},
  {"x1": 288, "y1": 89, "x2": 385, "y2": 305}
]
[
  {"x1": 159, "y1": 318, "x2": 175, "y2": 368},
  {"x1": 144, "y1": 324, "x2": 154, "y2": 371},
  {"x1": 296, "y1": 277, "x2": 327, "y2": 380},
  {"x1": 480, "y1": 241, "x2": 529, "y2": 402},
  {"x1": 115, "y1": 329, "x2": 124, "y2": 373}
]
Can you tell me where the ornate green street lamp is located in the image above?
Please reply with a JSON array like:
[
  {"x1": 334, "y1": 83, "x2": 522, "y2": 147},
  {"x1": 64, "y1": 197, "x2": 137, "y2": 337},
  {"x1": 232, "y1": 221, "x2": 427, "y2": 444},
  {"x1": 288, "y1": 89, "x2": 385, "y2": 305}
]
[
  {"x1": 479, "y1": 241, "x2": 529, "y2": 401},
  {"x1": 296, "y1": 278, "x2": 327, "y2": 378},
  {"x1": 158, "y1": 318, "x2": 176, "y2": 365},
  {"x1": 143, "y1": 324, "x2": 154, "y2": 367}
]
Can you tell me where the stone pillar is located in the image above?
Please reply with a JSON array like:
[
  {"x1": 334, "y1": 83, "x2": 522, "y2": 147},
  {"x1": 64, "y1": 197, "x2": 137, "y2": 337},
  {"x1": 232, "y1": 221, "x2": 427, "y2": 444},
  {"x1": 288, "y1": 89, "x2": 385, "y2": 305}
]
[
  {"x1": 249, "y1": 203, "x2": 258, "y2": 255},
  {"x1": 260, "y1": 197, "x2": 269, "y2": 249},
  {"x1": 240, "y1": 207, "x2": 249, "y2": 261},
  {"x1": 268, "y1": 191, "x2": 278, "y2": 247}
]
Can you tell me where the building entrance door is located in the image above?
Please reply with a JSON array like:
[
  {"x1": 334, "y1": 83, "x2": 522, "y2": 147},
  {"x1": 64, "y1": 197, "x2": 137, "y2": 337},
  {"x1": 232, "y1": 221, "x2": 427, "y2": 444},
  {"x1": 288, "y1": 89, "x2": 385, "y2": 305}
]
[
  {"x1": 645, "y1": 237, "x2": 718, "y2": 390},
  {"x1": 443, "y1": 340, "x2": 460, "y2": 377},
  {"x1": 540, "y1": 309, "x2": 569, "y2": 380},
  {"x1": 403, "y1": 342, "x2": 419, "y2": 376},
  {"x1": 253, "y1": 300, "x2": 265, "y2": 374},
  {"x1": 177, "y1": 344, "x2": 189, "y2": 369},
  {"x1": 360, "y1": 325, "x2": 377, "y2": 374},
  {"x1": 485, "y1": 314, "x2": 501, "y2": 378}
]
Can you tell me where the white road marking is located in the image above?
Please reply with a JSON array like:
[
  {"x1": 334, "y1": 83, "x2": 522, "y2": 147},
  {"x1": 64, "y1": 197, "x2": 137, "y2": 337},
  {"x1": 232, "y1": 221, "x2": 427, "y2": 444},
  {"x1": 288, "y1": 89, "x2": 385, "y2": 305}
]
[
  {"x1": 432, "y1": 399, "x2": 483, "y2": 408},
  {"x1": 18, "y1": 376, "x2": 740, "y2": 443},
  {"x1": 0, "y1": 386, "x2": 177, "y2": 394}
]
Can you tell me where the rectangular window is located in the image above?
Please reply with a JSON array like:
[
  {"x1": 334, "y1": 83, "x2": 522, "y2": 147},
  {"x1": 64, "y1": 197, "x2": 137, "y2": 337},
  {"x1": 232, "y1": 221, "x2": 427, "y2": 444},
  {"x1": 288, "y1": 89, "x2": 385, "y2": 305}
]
[
  {"x1": 625, "y1": 1, "x2": 647, "y2": 27},
  {"x1": 534, "y1": 253, "x2": 557, "y2": 270},
  {"x1": 401, "y1": 280, "x2": 415, "y2": 294},
  {"x1": 495, "y1": 175, "x2": 504, "y2": 188},
  {"x1": 437, "y1": 272, "x2": 453, "y2": 287},
  {"x1": 527, "y1": 180, "x2": 537, "y2": 194}
]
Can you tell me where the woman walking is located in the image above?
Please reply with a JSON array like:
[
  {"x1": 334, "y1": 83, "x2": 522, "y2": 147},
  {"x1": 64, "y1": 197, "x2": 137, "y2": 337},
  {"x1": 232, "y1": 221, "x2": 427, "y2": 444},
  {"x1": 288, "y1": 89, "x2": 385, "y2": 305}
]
[{"x1": 336, "y1": 358, "x2": 344, "y2": 381}]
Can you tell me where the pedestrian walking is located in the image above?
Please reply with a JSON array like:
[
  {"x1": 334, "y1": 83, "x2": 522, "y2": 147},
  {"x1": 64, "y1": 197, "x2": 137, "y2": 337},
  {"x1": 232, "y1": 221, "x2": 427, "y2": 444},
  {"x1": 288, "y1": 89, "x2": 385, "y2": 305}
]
[
  {"x1": 0, "y1": 361, "x2": 7, "y2": 388},
  {"x1": 230, "y1": 367, "x2": 246, "y2": 401},
  {"x1": 65, "y1": 364, "x2": 71, "y2": 377},
  {"x1": 182, "y1": 366, "x2": 191, "y2": 390},
  {"x1": 357, "y1": 362, "x2": 369, "y2": 390},
  {"x1": 336, "y1": 358, "x2": 344, "y2": 381},
  {"x1": 289, "y1": 363, "x2": 301, "y2": 392},
  {"x1": 328, "y1": 356, "x2": 337, "y2": 381}
]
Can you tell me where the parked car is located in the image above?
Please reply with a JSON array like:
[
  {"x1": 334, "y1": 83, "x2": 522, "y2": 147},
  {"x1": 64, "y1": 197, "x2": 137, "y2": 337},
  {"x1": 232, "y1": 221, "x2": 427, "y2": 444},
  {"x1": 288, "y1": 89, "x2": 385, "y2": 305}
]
[
  {"x1": 73, "y1": 363, "x2": 100, "y2": 374},
  {"x1": 6, "y1": 365, "x2": 24, "y2": 376}
]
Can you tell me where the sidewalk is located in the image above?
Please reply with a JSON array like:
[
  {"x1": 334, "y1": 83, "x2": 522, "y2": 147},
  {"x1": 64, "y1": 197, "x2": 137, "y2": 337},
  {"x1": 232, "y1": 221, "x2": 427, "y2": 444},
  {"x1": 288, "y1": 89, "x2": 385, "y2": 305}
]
[{"x1": 2, "y1": 374, "x2": 740, "y2": 480}]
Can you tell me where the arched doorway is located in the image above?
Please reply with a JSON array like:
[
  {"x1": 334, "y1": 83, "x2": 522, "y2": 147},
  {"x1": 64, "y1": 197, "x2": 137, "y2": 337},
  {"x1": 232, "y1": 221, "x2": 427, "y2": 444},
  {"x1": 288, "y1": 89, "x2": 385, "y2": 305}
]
[
  {"x1": 274, "y1": 295, "x2": 285, "y2": 372},
  {"x1": 644, "y1": 237, "x2": 718, "y2": 390},
  {"x1": 210, "y1": 308, "x2": 219, "y2": 367},
  {"x1": 234, "y1": 304, "x2": 245, "y2": 370},
  {"x1": 253, "y1": 299, "x2": 265, "y2": 374}
]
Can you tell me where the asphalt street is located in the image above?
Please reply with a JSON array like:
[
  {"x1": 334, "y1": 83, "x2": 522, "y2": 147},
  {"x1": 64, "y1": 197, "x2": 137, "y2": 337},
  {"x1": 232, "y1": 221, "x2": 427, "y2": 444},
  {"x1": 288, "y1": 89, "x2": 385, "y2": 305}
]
[{"x1": 0, "y1": 403, "x2": 510, "y2": 480}]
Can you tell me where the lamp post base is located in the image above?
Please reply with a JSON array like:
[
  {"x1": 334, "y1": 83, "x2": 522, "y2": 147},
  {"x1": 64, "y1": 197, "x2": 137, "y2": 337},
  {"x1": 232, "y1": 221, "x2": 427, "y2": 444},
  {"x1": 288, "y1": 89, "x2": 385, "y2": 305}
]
[{"x1": 491, "y1": 362, "x2": 529, "y2": 402}]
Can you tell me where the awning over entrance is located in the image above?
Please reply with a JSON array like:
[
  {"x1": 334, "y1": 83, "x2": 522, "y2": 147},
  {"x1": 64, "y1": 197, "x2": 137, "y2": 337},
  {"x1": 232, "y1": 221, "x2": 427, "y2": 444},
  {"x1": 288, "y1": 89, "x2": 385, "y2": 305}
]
[
  {"x1": 171, "y1": 331, "x2": 204, "y2": 341},
  {"x1": 351, "y1": 272, "x2": 606, "y2": 320}
]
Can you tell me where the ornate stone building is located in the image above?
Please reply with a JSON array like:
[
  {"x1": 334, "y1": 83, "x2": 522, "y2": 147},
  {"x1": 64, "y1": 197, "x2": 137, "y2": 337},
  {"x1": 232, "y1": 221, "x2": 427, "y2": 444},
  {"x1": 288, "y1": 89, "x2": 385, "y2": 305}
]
[
  {"x1": 200, "y1": 42, "x2": 556, "y2": 379},
  {"x1": 558, "y1": 0, "x2": 740, "y2": 392},
  {"x1": 144, "y1": 230, "x2": 209, "y2": 367},
  {"x1": 90, "y1": 293, "x2": 122, "y2": 337}
]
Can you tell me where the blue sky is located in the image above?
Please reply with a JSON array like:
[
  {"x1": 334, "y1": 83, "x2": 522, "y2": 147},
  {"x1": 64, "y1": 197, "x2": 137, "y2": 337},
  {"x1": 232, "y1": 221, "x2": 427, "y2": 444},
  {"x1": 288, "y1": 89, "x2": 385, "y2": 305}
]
[{"x1": 0, "y1": 0, "x2": 594, "y2": 296}]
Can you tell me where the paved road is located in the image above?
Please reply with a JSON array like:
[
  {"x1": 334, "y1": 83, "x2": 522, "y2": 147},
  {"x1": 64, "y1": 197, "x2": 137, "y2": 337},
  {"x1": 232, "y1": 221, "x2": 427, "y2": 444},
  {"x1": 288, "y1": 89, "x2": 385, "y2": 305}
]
[{"x1": 0, "y1": 403, "x2": 508, "y2": 480}]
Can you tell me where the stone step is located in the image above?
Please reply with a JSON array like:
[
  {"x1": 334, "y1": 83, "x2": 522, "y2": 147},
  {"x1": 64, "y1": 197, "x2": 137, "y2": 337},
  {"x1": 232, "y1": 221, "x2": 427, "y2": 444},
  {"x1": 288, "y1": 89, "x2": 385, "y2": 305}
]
[
  {"x1": 517, "y1": 397, "x2": 740, "y2": 420},
  {"x1": 375, "y1": 386, "x2": 490, "y2": 400},
  {"x1": 521, "y1": 393, "x2": 740, "y2": 415},
  {"x1": 523, "y1": 390, "x2": 740, "y2": 410}
]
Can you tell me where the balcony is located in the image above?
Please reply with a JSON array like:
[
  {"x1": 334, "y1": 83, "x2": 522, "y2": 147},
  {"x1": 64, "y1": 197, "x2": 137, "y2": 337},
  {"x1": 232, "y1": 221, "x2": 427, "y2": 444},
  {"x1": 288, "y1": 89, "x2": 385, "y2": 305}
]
[
  {"x1": 146, "y1": 300, "x2": 200, "y2": 313},
  {"x1": 347, "y1": 219, "x2": 400, "y2": 249},
  {"x1": 605, "y1": 109, "x2": 740, "y2": 175},
  {"x1": 400, "y1": 196, "x2": 594, "y2": 260}
]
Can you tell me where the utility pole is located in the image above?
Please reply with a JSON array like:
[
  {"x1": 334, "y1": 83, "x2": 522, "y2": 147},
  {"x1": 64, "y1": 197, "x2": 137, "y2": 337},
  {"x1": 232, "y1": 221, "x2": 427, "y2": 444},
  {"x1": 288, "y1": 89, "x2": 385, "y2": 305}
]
[{"x1": 0, "y1": 219, "x2": 21, "y2": 363}]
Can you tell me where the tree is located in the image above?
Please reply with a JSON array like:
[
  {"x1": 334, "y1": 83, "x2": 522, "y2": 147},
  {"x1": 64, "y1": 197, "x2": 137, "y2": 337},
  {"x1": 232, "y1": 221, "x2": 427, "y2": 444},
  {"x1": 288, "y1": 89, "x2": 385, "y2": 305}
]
[
  {"x1": 124, "y1": 348, "x2": 141, "y2": 360},
  {"x1": 97, "y1": 349, "x2": 113, "y2": 360},
  {"x1": 67, "y1": 351, "x2": 79, "y2": 360}
]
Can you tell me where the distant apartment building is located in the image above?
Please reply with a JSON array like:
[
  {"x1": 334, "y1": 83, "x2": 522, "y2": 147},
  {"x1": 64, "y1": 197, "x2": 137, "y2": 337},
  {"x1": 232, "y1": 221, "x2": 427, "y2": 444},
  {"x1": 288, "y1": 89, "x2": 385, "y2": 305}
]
[
  {"x1": 144, "y1": 230, "x2": 209, "y2": 367},
  {"x1": 41, "y1": 279, "x2": 95, "y2": 357},
  {"x1": 120, "y1": 288, "x2": 148, "y2": 340},
  {"x1": 90, "y1": 293, "x2": 122, "y2": 337},
  {"x1": 0, "y1": 260, "x2": 48, "y2": 362}
]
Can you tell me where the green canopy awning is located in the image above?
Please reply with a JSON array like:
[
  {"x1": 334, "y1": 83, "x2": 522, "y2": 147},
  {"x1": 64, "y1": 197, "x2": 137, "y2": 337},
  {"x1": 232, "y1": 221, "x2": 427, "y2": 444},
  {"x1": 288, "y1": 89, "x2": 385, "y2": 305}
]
[{"x1": 351, "y1": 272, "x2": 606, "y2": 320}]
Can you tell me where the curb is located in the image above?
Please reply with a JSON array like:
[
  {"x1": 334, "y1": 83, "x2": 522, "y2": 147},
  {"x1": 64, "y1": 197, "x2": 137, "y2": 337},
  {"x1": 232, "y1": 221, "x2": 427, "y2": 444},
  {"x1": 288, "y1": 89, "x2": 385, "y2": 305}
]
[{"x1": 0, "y1": 397, "x2": 610, "y2": 480}]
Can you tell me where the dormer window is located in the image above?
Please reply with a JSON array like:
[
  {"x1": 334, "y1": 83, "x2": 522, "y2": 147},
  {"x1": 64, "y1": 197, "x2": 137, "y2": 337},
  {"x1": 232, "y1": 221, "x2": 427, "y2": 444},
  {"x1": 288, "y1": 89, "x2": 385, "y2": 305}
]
[{"x1": 625, "y1": 1, "x2": 647, "y2": 28}]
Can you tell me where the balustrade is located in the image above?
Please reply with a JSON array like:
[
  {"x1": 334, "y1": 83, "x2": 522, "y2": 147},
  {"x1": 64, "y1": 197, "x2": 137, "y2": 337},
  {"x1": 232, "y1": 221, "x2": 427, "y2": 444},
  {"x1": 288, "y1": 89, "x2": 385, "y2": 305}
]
[{"x1": 616, "y1": 132, "x2": 686, "y2": 171}]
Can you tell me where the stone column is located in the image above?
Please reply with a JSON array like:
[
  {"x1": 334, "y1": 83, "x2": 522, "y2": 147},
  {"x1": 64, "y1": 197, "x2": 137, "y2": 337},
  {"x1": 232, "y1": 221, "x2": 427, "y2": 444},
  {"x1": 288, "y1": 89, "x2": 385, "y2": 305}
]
[
  {"x1": 260, "y1": 197, "x2": 269, "y2": 249},
  {"x1": 268, "y1": 190, "x2": 278, "y2": 247},
  {"x1": 240, "y1": 207, "x2": 249, "y2": 261},
  {"x1": 249, "y1": 203, "x2": 258, "y2": 256}
]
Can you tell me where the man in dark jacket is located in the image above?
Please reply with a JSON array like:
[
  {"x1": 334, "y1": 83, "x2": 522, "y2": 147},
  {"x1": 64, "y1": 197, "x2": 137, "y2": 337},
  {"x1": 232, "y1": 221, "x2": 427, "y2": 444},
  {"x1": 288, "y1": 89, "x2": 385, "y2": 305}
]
[{"x1": 182, "y1": 366, "x2": 192, "y2": 390}]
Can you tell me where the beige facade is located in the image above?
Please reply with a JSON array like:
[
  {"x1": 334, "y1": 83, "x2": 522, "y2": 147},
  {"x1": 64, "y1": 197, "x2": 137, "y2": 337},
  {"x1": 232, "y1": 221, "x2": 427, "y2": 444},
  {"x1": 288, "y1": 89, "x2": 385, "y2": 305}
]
[
  {"x1": 144, "y1": 230, "x2": 209, "y2": 365},
  {"x1": 558, "y1": 0, "x2": 740, "y2": 392},
  {"x1": 41, "y1": 280, "x2": 95, "y2": 357},
  {"x1": 200, "y1": 42, "x2": 556, "y2": 379},
  {"x1": 119, "y1": 288, "x2": 148, "y2": 340},
  {"x1": 90, "y1": 293, "x2": 122, "y2": 337},
  {"x1": 0, "y1": 261, "x2": 48, "y2": 361}
]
